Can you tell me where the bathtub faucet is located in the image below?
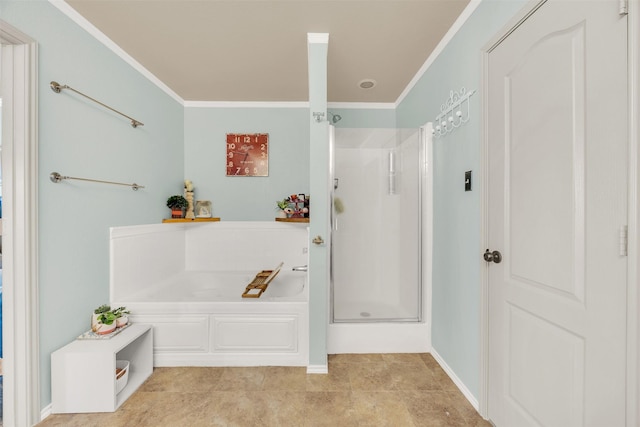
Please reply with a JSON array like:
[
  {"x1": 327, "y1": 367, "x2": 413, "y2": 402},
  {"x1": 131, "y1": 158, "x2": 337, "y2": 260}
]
[{"x1": 292, "y1": 265, "x2": 308, "y2": 272}]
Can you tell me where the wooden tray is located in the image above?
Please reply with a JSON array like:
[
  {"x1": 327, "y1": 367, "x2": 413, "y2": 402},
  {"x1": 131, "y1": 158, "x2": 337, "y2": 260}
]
[{"x1": 242, "y1": 263, "x2": 283, "y2": 298}]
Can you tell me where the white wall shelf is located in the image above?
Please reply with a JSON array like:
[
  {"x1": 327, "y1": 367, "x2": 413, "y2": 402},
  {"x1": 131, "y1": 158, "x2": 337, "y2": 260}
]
[{"x1": 51, "y1": 324, "x2": 153, "y2": 413}]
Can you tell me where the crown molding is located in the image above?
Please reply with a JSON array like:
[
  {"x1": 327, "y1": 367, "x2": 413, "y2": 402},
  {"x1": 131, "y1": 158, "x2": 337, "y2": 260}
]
[
  {"x1": 327, "y1": 102, "x2": 396, "y2": 110},
  {"x1": 49, "y1": 0, "x2": 184, "y2": 105},
  {"x1": 184, "y1": 101, "x2": 309, "y2": 109},
  {"x1": 395, "y1": 0, "x2": 482, "y2": 106}
]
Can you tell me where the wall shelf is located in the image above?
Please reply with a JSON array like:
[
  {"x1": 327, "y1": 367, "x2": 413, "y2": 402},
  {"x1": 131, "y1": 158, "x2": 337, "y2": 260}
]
[
  {"x1": 162, "y1": 218, "x2": 220, "y2": 223},
  {"x1": 275, "y1": 217, "x2": 309, "y2": 223}
]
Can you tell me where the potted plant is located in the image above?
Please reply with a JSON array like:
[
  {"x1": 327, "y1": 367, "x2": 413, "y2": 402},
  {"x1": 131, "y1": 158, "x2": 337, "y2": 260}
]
[
  {"x1": 91, "y1": 304, "x2": 117, "y2": 335},
  {"x1": 166, "y1": 195, "x2": 188, "y2": 218},
  {"x1": 112, "y1": 306, "x2": 131, "y2": 328},
  {"x1": 276, "y1": 198, "x2": 289, "y2": 218}
]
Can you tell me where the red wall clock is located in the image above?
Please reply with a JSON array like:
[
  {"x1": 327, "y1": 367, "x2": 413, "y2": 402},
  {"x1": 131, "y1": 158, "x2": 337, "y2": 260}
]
[{"x1": 226, "y1": 133, "x2": 269, "y2": 176}]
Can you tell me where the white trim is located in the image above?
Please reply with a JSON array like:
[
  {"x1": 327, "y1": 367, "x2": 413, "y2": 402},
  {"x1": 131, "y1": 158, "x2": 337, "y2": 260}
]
[
  {"x1": 421, "y1": 122, "x2": 434, "y2": 352},
  {"x1": 307, "y1": 33, "x2": 329, "y2": 44},
  {"x1": 306, "y1": 364, "x2": 328, "y2": 374},
  {"x1": 0, "y1": 21, "x2": 41, "y2": 426},
  {"x1": 184, "y1": 101, "x2": 309, "y2": 109},
  {"x1": 183, "y1": 101, "x2": 398, "y2": 110},
  {"x1": 394, "y1": 0, "x2": 483, "y2": 106},
  {"x1": 431, "y1": 349, "x2": 480, "y2": 412},
  {"x1": 48, "y1": 0, "x2": 184, "y2": 105},
  {"x1": 40, "y1": 404, "x2": 53, "y2": 422},
  {"x1": 479, "y1": 1, "x2": 548, "y2": 420},
  {"x1": 327, "y1": 102, "x2": 396, "y2": 110},
  {"x1": 479, "y1": 47, "x2": 490, "y2": 420},
  {"x1": 627, "y1": 0, "x2": 639, "y2": 425}
]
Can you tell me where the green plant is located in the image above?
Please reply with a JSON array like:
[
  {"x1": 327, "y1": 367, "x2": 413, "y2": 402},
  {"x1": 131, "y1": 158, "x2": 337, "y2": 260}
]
[
  {"x1": 98, "y1": 311, "x2": 117, "y2": 325},
  {"x1": 166, "y1": 195, "x2": 188, "y2": 209},
  {"x1": 112, "y1": 306, "x2": 130, "y2": 318},
  {"x1": 93, "y1": 304, "x2": 129, "y2": 325},
  {"x1": 276, "y1": 199, "x2": 289, "y2": 210},
  {"x1": 94, "y1": 304, "x2": 111, "y2": 315}
]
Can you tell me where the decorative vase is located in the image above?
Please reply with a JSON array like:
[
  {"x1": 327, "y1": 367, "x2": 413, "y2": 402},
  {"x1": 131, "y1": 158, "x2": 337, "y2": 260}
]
[
  {"x1": 184, "y1": 190, "x2": 195, "y2": 219},
  {"x1": 171, "y1": 208, "x2": 183, "y2": 218},
  {"x1": 277, "y1": 210, "x2": 287, "y2": 218}
]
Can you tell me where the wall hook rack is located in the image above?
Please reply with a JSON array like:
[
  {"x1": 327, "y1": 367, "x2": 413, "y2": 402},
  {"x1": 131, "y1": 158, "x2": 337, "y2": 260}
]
[
  {"x1": 50, "y1": 172, "x2": 144, "y2": 191},
  {"x1": 50, "y1": 81, "x2": 144, "y2": 128},
  {"x1": 432, "y1": 87, "x2": 476, "y2": 138}
]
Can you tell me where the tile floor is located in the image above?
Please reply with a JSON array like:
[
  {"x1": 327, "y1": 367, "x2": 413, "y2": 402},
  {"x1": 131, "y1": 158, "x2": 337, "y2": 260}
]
[{"x1": 37, "y1": 353, "x2": 491, "y2": 426}]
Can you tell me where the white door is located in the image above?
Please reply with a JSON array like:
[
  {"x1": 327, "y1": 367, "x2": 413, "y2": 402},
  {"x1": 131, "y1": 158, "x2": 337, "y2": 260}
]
[{"x1": 486, "y1": 1, "x2": 628, "y2": 426}]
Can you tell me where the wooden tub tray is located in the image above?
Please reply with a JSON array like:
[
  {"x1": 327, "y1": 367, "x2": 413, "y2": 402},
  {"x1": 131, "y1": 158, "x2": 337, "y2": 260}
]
[{"x1": 242, "y1": 262, "x2": 283, "y2": 298}]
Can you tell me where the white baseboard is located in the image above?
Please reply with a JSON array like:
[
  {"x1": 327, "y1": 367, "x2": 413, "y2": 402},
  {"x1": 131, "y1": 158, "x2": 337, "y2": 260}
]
[
  {"x1": 430, "y1": 348, "x2": 479, "y2": 410},
  {"x1": 307, "y1": 364, "x2": 328, "y2": 374},
  {"x1": 40, "y1": 403, "x2": 52, "y2": 422}
]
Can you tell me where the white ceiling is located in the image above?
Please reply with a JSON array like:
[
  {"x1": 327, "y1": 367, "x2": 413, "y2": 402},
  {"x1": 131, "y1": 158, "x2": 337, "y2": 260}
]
[{"x1": 64, "y1": 0, "x2": 471, "y2": 103}]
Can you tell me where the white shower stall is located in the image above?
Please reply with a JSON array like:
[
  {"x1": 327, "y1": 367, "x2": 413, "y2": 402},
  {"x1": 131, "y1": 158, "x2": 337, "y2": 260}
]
[{"x1": 328, "y1": 126, "x2": 431, "y2": 353}]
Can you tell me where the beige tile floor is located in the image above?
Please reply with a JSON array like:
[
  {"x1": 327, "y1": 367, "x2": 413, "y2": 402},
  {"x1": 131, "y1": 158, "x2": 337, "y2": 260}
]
[{"x1": 37, "y1": 353, "x2": 491, "y2": 427}]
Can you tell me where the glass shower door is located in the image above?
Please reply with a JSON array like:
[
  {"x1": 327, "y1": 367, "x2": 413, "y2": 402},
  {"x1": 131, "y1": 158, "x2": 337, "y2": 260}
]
[{"x1": 332, "y1": 128, "x2": 422, "y2": 322}]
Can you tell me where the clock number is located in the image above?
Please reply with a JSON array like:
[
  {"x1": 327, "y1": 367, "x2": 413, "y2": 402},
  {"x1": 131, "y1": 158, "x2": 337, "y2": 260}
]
[
  {"x1": 260, "y1": 160, "x2": 265, "y2": 166},
  {"x1": 261, "y1": 143, "x2": 266, "y2": 150},
  {"x1": 228, "y1": 161, "x2": 234, "y2": 168},
  {"x1": 228, "y1": 152, "x2": 233, "y2": 158},
  {"x1": 244, "y1": 136, "x2": 251, "y2": 143},
  {"x1": 236, "y1": 167, "x2": 241, "y2": 174},
  {"x1": 234, "y1": 136, "x2": 240, "y2": 143},
  {"x1": 228, "y1": 143, "x2": 236, "y2": 149},
  {"x1": 245, "y1": 167, "x2": 250, "y2": 174},
  {"x1": 253, "y1": 167, "x2": 258, "y2": 175},
  {"x1": 261, "y1": 152, "x2": 266, "y2": 158}
]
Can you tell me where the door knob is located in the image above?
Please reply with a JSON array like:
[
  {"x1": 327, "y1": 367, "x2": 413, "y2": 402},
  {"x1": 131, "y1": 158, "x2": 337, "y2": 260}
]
[
  {"x1": 484, "y1": 249, "x2": 502, "y2": 264},
  {"x1": 312, "y1": 235, "x2": 325, "y2": 245}
]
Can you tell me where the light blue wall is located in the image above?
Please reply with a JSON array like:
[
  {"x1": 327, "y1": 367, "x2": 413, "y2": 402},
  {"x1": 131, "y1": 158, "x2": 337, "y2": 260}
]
[
  {"x1": 184, "y1": 107, "x2": 309, "y2": 220},
  {"x1": 328, "y1": 107, "x2": 396, "y2": 128},
  {"x1": 396, "y1": 0, "x2": 527, "y2": 399},
  {"x1": 2, "y1": 0, "x2": 184, "y2": 408}
]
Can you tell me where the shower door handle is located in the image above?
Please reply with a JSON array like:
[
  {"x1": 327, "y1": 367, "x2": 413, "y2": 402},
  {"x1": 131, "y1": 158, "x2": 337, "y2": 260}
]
[{"x1": 312, "y1": 235, "x2": 325, "y2": 245}]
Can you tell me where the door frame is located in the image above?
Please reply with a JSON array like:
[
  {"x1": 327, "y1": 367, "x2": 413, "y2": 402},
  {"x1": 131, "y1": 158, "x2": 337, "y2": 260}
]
[
  {"x1": 478, "y1": 0, "x2": 639, "y2": 424},
  {"x1": 0, "y1": 20, "x2": 41, "y2": 425}
]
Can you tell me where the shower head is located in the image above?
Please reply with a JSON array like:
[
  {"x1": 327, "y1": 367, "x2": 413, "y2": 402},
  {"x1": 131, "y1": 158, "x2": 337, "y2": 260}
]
[{"x1": 328, "y1": 112, "x2": 342, "y2": 124}]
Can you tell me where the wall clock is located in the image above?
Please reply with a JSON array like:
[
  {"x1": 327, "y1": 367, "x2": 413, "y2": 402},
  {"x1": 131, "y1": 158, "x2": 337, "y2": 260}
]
[{"x1": 226, "y1": 133, "x2": 269, "y2": 176}]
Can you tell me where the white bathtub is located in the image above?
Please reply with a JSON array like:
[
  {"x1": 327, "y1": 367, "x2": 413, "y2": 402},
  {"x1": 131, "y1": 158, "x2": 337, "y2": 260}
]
[
  {"x1": 122, "y1": 270, "x2": 307, "y2": 302},
  {"x1": 110, "y1": 222, "x2": 309, "y2": 367}
]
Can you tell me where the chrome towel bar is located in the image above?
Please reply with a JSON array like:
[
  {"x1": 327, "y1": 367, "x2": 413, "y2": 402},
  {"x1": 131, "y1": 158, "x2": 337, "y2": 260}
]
[
  {"x1": 50, "y1": 81, "x2": 144, "y2": 128},
  {"x1": 50, "y1": 172, "x2": 144, "y2": 191}
]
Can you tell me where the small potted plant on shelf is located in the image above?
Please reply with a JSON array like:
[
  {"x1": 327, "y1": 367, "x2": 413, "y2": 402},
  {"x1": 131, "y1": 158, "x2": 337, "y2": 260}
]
[
  {"x1": 112, "y1": 306, "x2": 131, "y2": 328},
  {"x1": 166, "y1": 195, "x2": 188, "y2": 218},
  {"x1": 276, "y1": 198, "x2": 289, "y2": 218},
  {"x1": 91, "y1": 304, "x2": 131, "y2": 334},
  {"x1": 91, "y1": 304, "x2": 117, "y2": 335}
]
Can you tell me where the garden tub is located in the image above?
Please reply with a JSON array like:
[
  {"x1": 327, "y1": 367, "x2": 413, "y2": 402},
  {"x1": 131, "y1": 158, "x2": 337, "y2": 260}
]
[{"x1": 110, "y1": 222, "x2": 309, "y2": 367}]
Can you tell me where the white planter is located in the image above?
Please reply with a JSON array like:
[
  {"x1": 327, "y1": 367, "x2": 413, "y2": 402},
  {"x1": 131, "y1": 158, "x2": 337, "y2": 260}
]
[
  {"x1": 91, "y1": 313, "x2": 117, "y2": 335},
  {"x1": 116, "y1": 316, "x2": 129, "y2": 328}
]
